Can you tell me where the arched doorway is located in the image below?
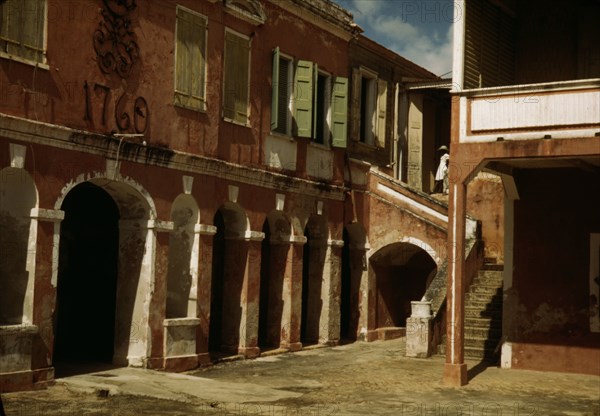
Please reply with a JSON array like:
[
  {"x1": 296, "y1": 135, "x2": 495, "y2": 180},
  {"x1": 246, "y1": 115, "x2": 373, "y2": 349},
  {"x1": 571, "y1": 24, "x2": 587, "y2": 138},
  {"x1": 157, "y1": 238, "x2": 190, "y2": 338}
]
[
  {"x1": 340, "y1": 223, "x2": 367, "y2": 342},
  {"x1": 54, "y1": 182, "x2": 119, "y2": 370},
  {"x1": 209, "y1": 202, "x2": 249, "y2": 357},
  {"x1": 370, "y1": 242, "x2": 437, "y2": 330},
  {"x1": 166, "y1": 194, "x2": 200, "y2": 319},
  {"x1": 301, "y1": 215, "x2": 328, "y2": 345},
  {"x1": 258, "y1": 212, "x2": 291, "y2": 350}
]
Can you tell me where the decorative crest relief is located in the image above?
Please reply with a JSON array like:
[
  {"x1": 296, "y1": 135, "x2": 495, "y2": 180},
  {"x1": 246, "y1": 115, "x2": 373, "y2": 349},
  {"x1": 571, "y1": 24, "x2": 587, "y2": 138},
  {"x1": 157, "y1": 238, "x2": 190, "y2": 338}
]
[
  {"x1": 93, "y1": 0, "x2": 140, "y2": 78},
  {"x1": 224, "y1": 0, "x2": 267, "y2": 25}
]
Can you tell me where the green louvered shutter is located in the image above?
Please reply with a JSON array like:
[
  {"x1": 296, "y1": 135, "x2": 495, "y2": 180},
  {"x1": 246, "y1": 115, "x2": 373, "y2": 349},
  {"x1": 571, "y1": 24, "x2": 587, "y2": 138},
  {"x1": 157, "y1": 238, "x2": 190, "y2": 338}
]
[
  {"x1": 271, "y1": 47, "x2": 280, "y2": 131},
  {"x1": 294, "y1": 60, "x2": 314, "y2": 138},
  {"x1": 331, "y1": 76, "x2": 348, "y2": 148},
  {"x1": 312, "y1": 63, "x2": 319, "y2": 139}
]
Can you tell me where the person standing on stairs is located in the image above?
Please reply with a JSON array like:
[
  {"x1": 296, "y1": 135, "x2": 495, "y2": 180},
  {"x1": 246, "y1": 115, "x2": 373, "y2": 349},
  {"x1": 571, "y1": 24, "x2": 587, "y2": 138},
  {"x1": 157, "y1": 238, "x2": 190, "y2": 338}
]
[{"x1": 434, "y1": 145, "x2": 450, "y2": 194}]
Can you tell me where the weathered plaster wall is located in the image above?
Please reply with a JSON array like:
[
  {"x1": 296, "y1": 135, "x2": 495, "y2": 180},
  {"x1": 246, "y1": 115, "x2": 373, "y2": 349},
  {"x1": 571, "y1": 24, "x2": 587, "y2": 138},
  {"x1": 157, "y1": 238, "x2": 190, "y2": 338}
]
[
  {"x1": 0, "y1": 0, "x2": 349, "y2": 175},
  {"x1": 467, "y1": 173, "x2": 504, "y2": 261},
  {"x1": 507, "y1": 168, "x2": 600, "y2": 374}
]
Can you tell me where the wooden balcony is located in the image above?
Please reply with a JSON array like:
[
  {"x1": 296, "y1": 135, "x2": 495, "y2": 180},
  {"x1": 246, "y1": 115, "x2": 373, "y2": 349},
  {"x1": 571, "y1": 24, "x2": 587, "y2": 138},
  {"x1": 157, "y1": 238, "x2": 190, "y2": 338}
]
[{"x1": 457, "y1": 79, "x2": 600, "y2": 143}]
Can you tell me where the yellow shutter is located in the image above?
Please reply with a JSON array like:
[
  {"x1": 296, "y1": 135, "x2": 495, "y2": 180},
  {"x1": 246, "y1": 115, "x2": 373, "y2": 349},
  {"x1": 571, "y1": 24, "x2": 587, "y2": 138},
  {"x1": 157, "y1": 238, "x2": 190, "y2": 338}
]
[
  {"x1": 376, "y1": 79, "x2": 387, "y2": 148},
  {"x1": 1, "y1": 0, "x2": 46, "y2": 63},
  {"x1": 224, "y1": 31, "x2": 250, "y2": 124},
  {"x1": 175, "y1": 7, "x2": 207, "y2": 111}
]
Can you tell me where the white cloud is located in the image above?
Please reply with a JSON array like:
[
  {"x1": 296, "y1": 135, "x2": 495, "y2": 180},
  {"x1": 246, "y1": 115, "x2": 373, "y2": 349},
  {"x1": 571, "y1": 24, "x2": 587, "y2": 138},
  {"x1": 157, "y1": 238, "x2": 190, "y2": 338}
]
[
  {"x1": 351, "y1": 0, "x2": 385, "y2": 19},
  {"x1": 393, "y1": 23, "x2": 453, "y2": 76},
  {"x1": 347, "y1": 1, "x2": 454, "y2": 77}
]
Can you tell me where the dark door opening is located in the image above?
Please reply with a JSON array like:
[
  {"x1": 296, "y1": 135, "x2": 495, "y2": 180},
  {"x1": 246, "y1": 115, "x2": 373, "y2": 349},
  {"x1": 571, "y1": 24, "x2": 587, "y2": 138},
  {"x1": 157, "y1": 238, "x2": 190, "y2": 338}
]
[
  {"x1": 54, "y1": 182, "x2": 119, "y2": 375},
  {"x1": 258, "y1": 221, "x2": 271, "y2": 349},
  {"x1": 209, "y1": 211, "x2": 225, "y2": 355},
  {"x1": 340, "y1": 229, "x2": 359, "y2": 342}
]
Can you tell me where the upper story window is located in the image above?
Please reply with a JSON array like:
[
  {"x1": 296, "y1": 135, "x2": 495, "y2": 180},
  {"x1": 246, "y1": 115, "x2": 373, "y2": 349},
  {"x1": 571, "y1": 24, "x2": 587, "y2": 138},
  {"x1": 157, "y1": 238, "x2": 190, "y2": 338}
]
[
  {"x1": 223, "y1": 29, "x2": 251, "y2": 126},
  {"x1": 352, "y1": 67, "x2": 387, "y2": 148},
  {"x1": 271, "y1": 50, "x2": 293, "y2": 135},
  {"x1": 0, "y1": 0, "x2": 46, "y2": 65},
  {"x1": 271, "y1": 47, "x2": 348, "y2": 148},
  {"x1": 174, "y1": 6, "x2": 208, "y2": 111}
]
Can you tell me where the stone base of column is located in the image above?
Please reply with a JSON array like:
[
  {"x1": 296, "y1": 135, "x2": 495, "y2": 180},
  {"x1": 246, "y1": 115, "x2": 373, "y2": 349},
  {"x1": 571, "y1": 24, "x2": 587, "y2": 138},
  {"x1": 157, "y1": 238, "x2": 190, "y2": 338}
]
[
  {"x1": 163, "y1": 355, "x2": 199, "y2": 372},
  {"x1": 280, "y1": 342, "x2": 302, "y2": 352},
  {"x1": 238, "y1": 346, "x2": 260, "y2": 358},
  {"x1": 197, "y1": 352, "x2": 211, "y2": 366},
  {"x1": 365, "y1": 330, "x2": 379, "y2": 342},
  {"x1": 443, "y1": 363, "x2": 468, "y2": 386}
]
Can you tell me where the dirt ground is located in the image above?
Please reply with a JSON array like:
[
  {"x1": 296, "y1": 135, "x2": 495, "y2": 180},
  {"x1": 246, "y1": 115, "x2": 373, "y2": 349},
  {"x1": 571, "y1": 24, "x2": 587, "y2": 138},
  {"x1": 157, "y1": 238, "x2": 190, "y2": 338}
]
[{"x1": 3, "y1": 338, "x2": 599, "y2": 415}]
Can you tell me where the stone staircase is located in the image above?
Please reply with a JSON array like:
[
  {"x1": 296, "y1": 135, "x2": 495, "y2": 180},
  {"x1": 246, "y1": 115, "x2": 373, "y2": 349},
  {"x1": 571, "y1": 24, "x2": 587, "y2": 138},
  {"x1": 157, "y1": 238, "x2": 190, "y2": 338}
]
[{"x1": 438, "y1": 263, "x2": 503, "y2": 362}]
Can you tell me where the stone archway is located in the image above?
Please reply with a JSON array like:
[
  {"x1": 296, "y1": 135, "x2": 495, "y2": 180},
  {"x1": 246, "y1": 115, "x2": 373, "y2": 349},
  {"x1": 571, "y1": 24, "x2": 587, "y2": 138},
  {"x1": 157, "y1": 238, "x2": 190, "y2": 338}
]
[
  {"x1": 166, "y1": 194, "x2": 200, "y2": 319},
  {"x1": 54, "y1": 176, "x2": 156, "y2": 372},
  {"x1": 301, "y1": 214, "x2": 328, "y2": 345},
  {"x1": 340, "y1": 223, "x2": 368, "y2": 342},
  {"x1": 54, "y1": 182, "x2": 119, "y2": 368},
  {"x1": 258, "y1": 211, "x2": 292, "y2": 350},
  {"x1": 209, "y1": 202, "x2": 250, "y2": 357},
  {"x1": 370, "y1": 242, "x2": 437, "y2": 332}
]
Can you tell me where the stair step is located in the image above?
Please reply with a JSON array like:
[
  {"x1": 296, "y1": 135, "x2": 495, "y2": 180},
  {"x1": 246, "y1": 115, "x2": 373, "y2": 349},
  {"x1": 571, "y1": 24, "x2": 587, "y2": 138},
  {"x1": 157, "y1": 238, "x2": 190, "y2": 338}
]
[
  {"x1": 465, "y1": 336, "x2": 501, "y2": 348},
  {"x1": 470, "y1": 286, "x2": 503, "y2": 295},
  {"x1": 465, "y1": 317, "x2": 502, "y2": 328},
  {"x1": 436, "y1": 344, "x2": 499, "y2": 361},
  {"x1": 481, "y1": 263, "x2": 504, "y2": 271},
  {"x1": 465, "y1": 346, "x2": 499, "y2": 360},
  {"x1": 477, "y1": 269, "x2": 504, "y2": 279},
  {"x1": 465, "y1": 327, "x2": 501, "y2": 339},
  {"x1": 465, "y1": 308, "x2": 502, "y2": 319},
  {"x1": 466, "y1": 300, "x2": 502, "y2": 310},
  {"x1": 467, "y1": 292, "x2": 502, "y2": 303},
  {"x1": 472, "y1": 276, "x2": 504, "y2": 286}
]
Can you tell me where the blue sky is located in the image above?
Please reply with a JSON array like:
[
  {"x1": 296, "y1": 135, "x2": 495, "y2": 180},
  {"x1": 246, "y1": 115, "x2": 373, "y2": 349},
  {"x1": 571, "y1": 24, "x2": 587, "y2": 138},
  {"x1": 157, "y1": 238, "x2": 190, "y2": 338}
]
[{"x1": 335, "y1": 0, "x2": 456, "y2": 77}]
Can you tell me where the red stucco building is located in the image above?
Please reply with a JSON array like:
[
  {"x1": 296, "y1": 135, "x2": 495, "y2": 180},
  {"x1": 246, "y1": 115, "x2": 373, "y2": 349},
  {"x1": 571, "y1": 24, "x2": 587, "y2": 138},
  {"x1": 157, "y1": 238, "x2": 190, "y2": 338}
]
[
  {"x1": 445, "y1": 0, "x2": 600, "y2": 386},
  {"x1": 0, "y1": 0, "x2": 515, "y2": 393}
]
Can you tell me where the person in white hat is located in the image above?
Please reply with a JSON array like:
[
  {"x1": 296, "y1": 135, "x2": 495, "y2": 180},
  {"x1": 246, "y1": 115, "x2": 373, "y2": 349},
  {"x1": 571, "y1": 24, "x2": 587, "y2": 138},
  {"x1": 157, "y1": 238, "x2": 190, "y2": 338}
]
[{"x1": 434, "y1": 145, "x2": 449, "y2": 194}]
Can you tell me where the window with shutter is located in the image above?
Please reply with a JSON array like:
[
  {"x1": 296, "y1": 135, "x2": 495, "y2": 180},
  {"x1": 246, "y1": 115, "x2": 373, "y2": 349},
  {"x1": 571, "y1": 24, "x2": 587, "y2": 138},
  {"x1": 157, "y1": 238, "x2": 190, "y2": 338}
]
[
  {"x1": 174, "y1": 6, "x2": 208, "y2": 111},
  {"x1": 271, "y1": 48, "x2": 293, "y2": 135},
  {"x1": 360, "y1": 76, "x2": 376, "y2": 145},
  {"x1": 375, "y1": 79, "x2": 387, "y2": 148},
  {"x1": 314, "y1": 71, "x2": 331, "y2": 145},
  {"x1": 271, "y1": 50, "x2": 344, "y2": 147},
  {"x1": 331, "y1": 76, "x2": 348, "y2": 148},
  {"x1": 0, "y1": 0, "x2": 46, "y2": 65},
  {"x1": 223, "y1": 29, "x2": 250, "y2": 125},
  {"x1": 294, "y1": 60, "x2": 314, "y2": 138},
  {"x1": 352, "y1": 67, "x2": 378, "y2": 146}
]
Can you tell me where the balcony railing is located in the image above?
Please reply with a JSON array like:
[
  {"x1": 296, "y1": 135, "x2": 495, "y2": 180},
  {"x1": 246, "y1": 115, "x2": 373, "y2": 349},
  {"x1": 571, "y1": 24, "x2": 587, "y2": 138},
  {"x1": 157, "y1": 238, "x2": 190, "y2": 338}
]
[{"x1": 457, "y1": 79, "x2": 600, "y2": 143}]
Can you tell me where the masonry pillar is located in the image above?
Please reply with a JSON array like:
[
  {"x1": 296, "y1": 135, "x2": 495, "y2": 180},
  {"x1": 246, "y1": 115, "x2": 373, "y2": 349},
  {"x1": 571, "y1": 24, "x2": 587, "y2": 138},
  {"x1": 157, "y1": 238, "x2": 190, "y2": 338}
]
[
  {"x1": 320, "y1": 239, "x2": 344, "y2": 345},
  {"x1": 31, "y1": 209, "x2": 64, "y2": 390},
  {"x1": 365, "y1": 250, "x2": 378, "y2": 342},
  {"x1": 148, "y1": 220, "x2": 174, "y2": 369},
  {"x1": 196, "y1": 224, "x2": 216, "y2": 365},
  {"x1": 238, "y1": 231, "x2": 264, "y2": 358},
  {"x1": 280, "y1": 236, "x2": 305, "y2": 351},
  {"x1": 443, "y1": 182, "x2": 468, "y2": 386}
]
